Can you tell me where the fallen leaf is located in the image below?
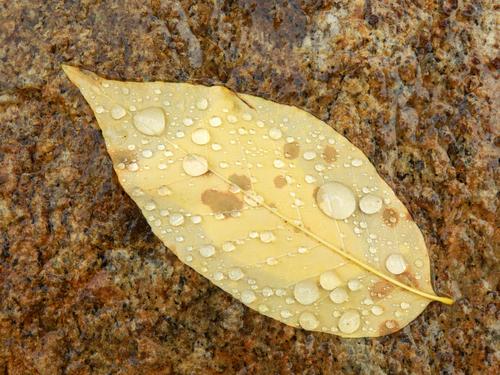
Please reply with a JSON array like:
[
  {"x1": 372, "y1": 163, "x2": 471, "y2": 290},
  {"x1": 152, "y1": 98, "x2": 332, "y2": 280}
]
[{"x1": 63, "y1": 65, "x2": 453, "y2": 338}]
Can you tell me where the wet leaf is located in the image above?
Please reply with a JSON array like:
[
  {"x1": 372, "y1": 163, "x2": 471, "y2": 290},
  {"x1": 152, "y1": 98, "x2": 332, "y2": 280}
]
[{"x1": 63, "y1": 65, "x2": 453, "y2": 337}]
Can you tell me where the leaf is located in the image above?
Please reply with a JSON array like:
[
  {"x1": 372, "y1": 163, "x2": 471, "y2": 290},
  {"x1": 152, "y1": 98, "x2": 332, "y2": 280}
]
[{"x1": 63, "y1": 65, "x2": 453, "y2": 338}]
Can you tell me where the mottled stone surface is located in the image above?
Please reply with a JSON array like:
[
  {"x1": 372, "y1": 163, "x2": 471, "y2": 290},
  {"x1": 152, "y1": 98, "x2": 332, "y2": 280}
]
[{"x1": 0, "y1": 0, "x2": 498, "y2": 374}]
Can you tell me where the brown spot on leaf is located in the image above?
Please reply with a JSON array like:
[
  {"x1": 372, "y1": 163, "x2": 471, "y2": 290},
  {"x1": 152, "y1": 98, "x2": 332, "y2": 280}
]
[
  {"x1": 379, "y1": 320, "x2": 400, "y2": 336},
  {"x1": 284, "y1": 141, "x2": 300, "y2": 159},
  {"x1": 229, "y1": 174, "x2": 251, "y2": 190},
  {"x1": 109, "y1": 148, "x2": 136, "y2": 163},
  {"x1": 312, "y1": 186, "x2": 319, "y2": 199},
  {"x1": 322, "y1": 145, "x2": 337, "y2": 163},
  {"x1": 370, "y1": 281, "x2": 394, "y2": 299},
  {"x1": 383, "y1": 208, "x2": 399, "y2": 227},
  {"x1": 201, "y1": 189, "x2": 243, "y2": 215},
  {"x1": 396, "y1": 270, "x2": 419, "y2": 288},
  {"x1": 274, "y1": 175, "x2": 287, "y2": 188}
]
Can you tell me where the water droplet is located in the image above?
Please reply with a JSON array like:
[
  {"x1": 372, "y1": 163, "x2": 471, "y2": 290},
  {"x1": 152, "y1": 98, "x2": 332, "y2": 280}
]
[
  {"x1": 191, "y1": 215, "x2": 202, "y2": 224},
  {"x1": 351, "y1": 159, "x2": 363, "y2": 167},
  {"x1": 199, "y1": 244, "x2": 215, "y2": 258},
  {"x1": 127, "y1": 162, "x2": 139, "y2": 172},
  {"x1": 329, "y1": 287, "x2": 348, "y2": 304},
  {"x1": 316, "y1": 182, "x2": 356, "y2": 220},
  {"x1": 319, "y1": 271, "x2": 342, "y2": 290},
  {"x1": 259, "y1": 231, "x2": 276, "y2": 243},
  {"x1": 305, "y1": 175, "x2": 316, "y2": 184},
  {"x1": 144, "y1": 201, "x2": 156, "y2": 211},
  {"x1": 293, "y1": 280, "x2": 320, "y2": 305},
  {"x1": 385, "y1": 254, "x2": 407, "y2": 275},
  {"x1": 157, "y1": 186, "x2": 172, "y2": 196},
  {"x1": 95, "y1": 105, "x2": 105, "y2": 114},
  {"x1": 262, "y1": 287, "x2": 274, "y2": 297},
  {"x1": 241, "y1": 290, "x2": 256, "y2": 304},
  {"x1": 266, "y1": 257, "x2": 278, "y2": 266},
  {"x1": 273, "y1": 159, "x2": 285, "y2": 168},
  {"x1": 222, "y1": 241, "x2": 235, "y2": 252},
  {"x1": 213, "y1": 272, "x2": 224, "y2": 281},
  {"x1": 227, "y1": 115, "x2": 237, "y2": 123},
  {"x1": 303, "y1": 151, "x2": 317, "y2": 161},
  {"x1": 133, "y1": 107, "x2": 165, "y2": 136},
  {"x1": 169, "y1": 213, "x2": 184, "y2": 226},
  {"x1": 268, "y1": 127, "x2": 282, "y2": 140},
  {"x1": 142, "y1": 149, "x2": 153, "y2": 158},
  {"x1": 242, "y1": 113, "x2": 252, "y2": 121},
  {"x1": 359, "y1": 194, "x2": 383, "y2": 214},
  {"x1": 228, "y1": 268, "x2": 244, "y2": 281},
  {"x1": 347, "y1": 279, "x2": 362, "y2": 291},
  {"x1": 299, "y1": 312, "x2": 319, "y2": 330},
  {"x1": 414, "y1": 259, "x2": 424, "y2": 268},
  {"x1": 371, "y1": 305, "x2": 384, "y2": 316},
  {"x1": 211, "y1": 143, "x2": 222, "y2": 151},
  {"x1": 209, "y1": 116, "x2": 222, "y2": 127},
  {"x1": 297, "y1": 247, "x2": 308, "y2": 254},
  {"x1": 196, "y1": 98, "x2": 208, "y2": 110},
  {"x1": 280, "y1": 310, "x2": 293, "y2": 318},
  {"x1": 191, "y1": 128, "x2": 210, "y2": 145},
  {"x1": 338, "y1": 310, "x2": 361, "y2": 334},
  {"x1": 400, "y1": 302, "x2": 410, "y2": 309},
  {"x1": 182, "y1": 154, "x2": 208, "y2": 176},
  {"x1": 183, "y1": 117, "x2": 194, "y2": 126},
  {"x1": 159, "y1": 209, "x2": 169, "y2": 217},
  {"x1": 121, "y1": 87, "x2": 130, "y2": 95},
  {"x1": 111, "y1": 105, "x2": 126, "y2": 119}
]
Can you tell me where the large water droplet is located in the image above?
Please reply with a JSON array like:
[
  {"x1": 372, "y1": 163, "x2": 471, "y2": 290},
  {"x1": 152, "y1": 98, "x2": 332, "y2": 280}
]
[
  {"x1": 316, "y1": 182, "x2": 356, "y2": 220},
  {"x1": 299, "y1": 312, "x2": 319, "y2": 330},
  {"x1": 133, "y1": 107, "x2": 165, "y2": 136},
  {"x1": 329, "y1": 287, "x2": 348, "y2": 304},
  {"x1": 182, "y1": 154, "x2": 208, "y2": 176},
  {"x1": 359, "y1": 194, "x2": 383, "y2": 214},
  {"x1": 385, "y1": 254, "x2": 407, "y2": 275},
  {"x1": 293, "y1": 280, "x2": 320, "y2": 305},
  {"x1": 319, "y1": 271, "x2": 341, "y2": 290},
  {"x1": 338, "y1": 310, "x2": 361, "y2": 334},
  {"x1": 199, "y1": 244, "x2": 216, "y2": 258}
]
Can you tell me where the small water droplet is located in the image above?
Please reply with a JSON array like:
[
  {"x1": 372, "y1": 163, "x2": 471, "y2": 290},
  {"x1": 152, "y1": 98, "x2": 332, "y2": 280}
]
[
  {"x1": 196, "y1": 98, "x2": 209, "y2": 110},
  {"x1": 241, "y1": 290, "x2": 256, "y2": 304},
  {"x1": 303, "y1": 151, "x2": 317, "y2": 161},
  {"x1": 111, "y1": 105, "x2": 126, "y2": 119},
  {"x1": 213, "y1": 272, "x2": 224, "y2": 281},
  {"x1": 228, "y1": 268, "x2": 244, "y2": 281},
  {"x1": 209, "y1": 116, "x2": 222, "y2": 127},
  {"x1": 351, "y1": 159, "x2": 363, "y2": 167},
  {"x1": 199, "y1": 244, "x2": 216, "y2": 258},
  {"x1": 273, "y1": 159, "x2": 285, "y2": 168},
  {"x1": 262, "y1": 287, "x2": 274, "y2": 297},
  {"x1": 127, "y1": 162, "x2": 139, "y2": 172},
  {"x1": 142, "y1": 149, "x2": 153, "y2": 158},
  {"x1": 169, "y1": 213, "x2": 184, "y2": 226},
  {"x1": 144, "y1": 201, "x2": 156, "y2": 211},
  {"x1": 268, "y1": 127, "x2": 282, "y2": 140},
  {"x1": 157, "y1": 186, "x2": 172, "y2": 196},
  {"x1": 280, "y1": 310, "x2": 293, "y2": 318},
  {"x1": 191, "y1": 128, "x2": 210, "y2": 145},
  {"x1": 259, "y1": 231, "x2": 276, "y2": 243},
  {"x1": 95, "y1": 105, "x2": 105, "y2": 114}
]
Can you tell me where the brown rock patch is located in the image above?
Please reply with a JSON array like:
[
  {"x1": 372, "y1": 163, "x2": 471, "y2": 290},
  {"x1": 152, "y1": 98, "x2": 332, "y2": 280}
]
[
  {"x1": 322, "y1": 145, "x2": 337, "y2": 163},
  {"x1": 274, "y1": 175, "x2": 287, "y2": 188},
  {"x1": 284, "y1": 141, "x2": 300, "y2": 159},
  {"x1": 229, "y1": 174, "x2": 252, "y2": 190},
  {"x1": 382, "y1": 208, "x2": 399, "y2": 227},
  {"x1": 201, "y1": 189, "x2": 243, "y2": 214}
]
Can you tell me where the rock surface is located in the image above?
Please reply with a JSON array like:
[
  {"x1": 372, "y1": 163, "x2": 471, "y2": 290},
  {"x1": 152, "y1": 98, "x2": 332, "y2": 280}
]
[{"x1": 0, "y1": 1, "x2": 498, "y2": 374}]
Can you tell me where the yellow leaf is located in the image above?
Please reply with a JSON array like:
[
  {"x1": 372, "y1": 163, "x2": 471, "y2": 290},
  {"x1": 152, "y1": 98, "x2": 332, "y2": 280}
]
[{"x1": 63, "y1": 65, "x2": 453, "y2": 338}]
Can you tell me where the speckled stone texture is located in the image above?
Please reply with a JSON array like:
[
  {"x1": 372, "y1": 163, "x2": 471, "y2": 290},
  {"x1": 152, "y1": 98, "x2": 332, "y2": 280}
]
[{"x1": 0, "y1": 0, "x2": 498, "y2": 374}]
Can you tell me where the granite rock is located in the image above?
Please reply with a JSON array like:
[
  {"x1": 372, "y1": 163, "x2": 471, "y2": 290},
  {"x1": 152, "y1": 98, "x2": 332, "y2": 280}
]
[{"x1": 0, "y1": 0, "x2": 498, "y2": 374}]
